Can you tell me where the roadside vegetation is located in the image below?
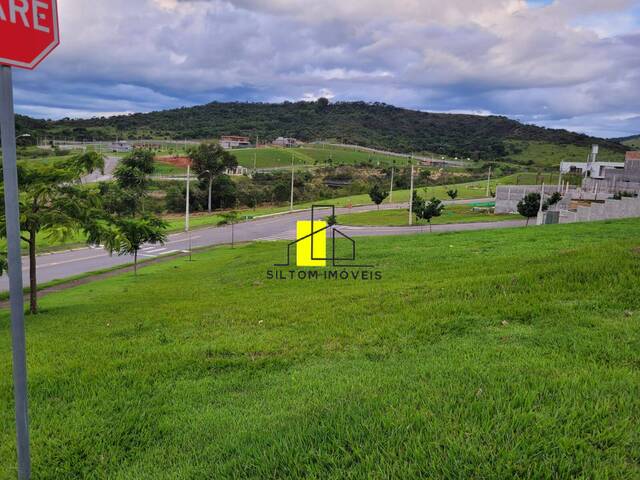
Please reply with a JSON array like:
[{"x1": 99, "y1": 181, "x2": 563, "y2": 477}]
[
  {"x1": 1, "y1": 220, "x2": 638, "y2": 478},
  {"x1": 337, "y1": 205, "x2": 511, "y2": 227}
]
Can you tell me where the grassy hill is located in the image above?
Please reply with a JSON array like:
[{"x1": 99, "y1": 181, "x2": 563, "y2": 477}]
[
  {"x1": 619, "y1": 135, "x2": 640, "y2": 150},
  {"x1": 15, "y1": 101, "x2": 627, "y2": 161},
  {"x1": 1, "y1": 220, "x2": 639, "y2": 478},
  {"x1": 505, "y1": 140, "x2": 626, "y2": 166}
]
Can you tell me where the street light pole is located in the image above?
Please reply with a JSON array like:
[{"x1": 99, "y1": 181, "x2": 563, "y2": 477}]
[
  {"x1": 486, "y1": 166, "x2": 492, "y2": 197},
  {"x1": 1, "y1": 65, "x2": 31, "y2": 480}
]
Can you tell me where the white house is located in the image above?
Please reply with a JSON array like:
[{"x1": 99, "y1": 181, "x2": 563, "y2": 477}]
[{"x1": 220, "y1": 136, "x2": 251, "y2": 149}]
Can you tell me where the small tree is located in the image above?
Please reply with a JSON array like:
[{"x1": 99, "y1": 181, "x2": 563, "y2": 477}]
[
  {"x1": 416, "y1": 197, "x2": 444, "y2": 232},
  {"x1": 189, "y1": 143, "x2": 238, "y2": 214},
  {"x1": 411, "y1": 191, "x2": 425, "y2": 222},
  {"x1": 218, "y1": 211, "x2": 239, "y2": 248},
  {"x1": 517, "y1": 192, "x2": 541, "y2": 226},
  {"x1": 369, "y1": 184, "x2": 388, "y2": 210},
  {"x1": 543, "y1": 192, "x2": 563, "y2": 211},
  {"x1": 0, "y1": 152, "x2": 104, "y2": 313},
  {"x1": 102, "y1": 216, "x2": 168, "y2": 275},
  {"x1": 112, "y1": 149, "x2": 156, "y2": 215},
  {"x1": 447, "y1": 189, "x2": 458, "y2": 201}
]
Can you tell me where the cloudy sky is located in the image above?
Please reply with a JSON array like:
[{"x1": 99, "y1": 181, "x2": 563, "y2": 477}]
[{"x1": 12, "y1": 0, "x2": 640, "y2": 138}]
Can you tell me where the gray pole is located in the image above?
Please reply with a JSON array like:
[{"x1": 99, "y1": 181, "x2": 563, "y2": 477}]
[
  {"x1": 389, "y1": 166, "x2": 394, "y2": 203},
  {"x1": 185, "y1": 164, "x2": 190, "y2": 233},
  {"x1": 290, "y1": 153, "x2": 295, "y2": 211},
  {"x1": 408, "y1": 164, "x2": 414, "y2": 226},
  {"x1": 1, "y1": 66, "x2": 31, "y2": 480}
]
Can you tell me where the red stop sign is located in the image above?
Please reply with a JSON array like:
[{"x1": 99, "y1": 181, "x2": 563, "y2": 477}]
[{"x1": 0, "y1": 0, "x2": 59, "y2": 70}]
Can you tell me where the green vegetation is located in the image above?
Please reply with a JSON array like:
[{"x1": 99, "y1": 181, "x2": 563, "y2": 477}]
[
  {"x1": 233, "y1": 148, "x2": 309, "y2": 169},
  {"x1": 621, "y1": 136, "x2": 640, "y2": 150},
  {"x1": 505, "y1": 140, "x2": 625, "y2": 167},
  {"x1": 153, "y1": 161, "x2": 187, "y2": 175},
  {"x1": 15, "y1": 100, "x2": 627, "y2": 161},
  {"x1": 338, "y1": 205, "x2": 512, "y2": 227},
  {"x1": 231, "y1": 146, "x2": 406, "y2": 169},
  {"x1": 1, "y1": 220, "x2": 639, "y2": 478},
  {"x1": 0, "y1": 152, "x2": 105, "y2": 313}
]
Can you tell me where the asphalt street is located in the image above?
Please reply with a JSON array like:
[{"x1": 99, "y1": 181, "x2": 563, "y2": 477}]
[{"x1": 0, "y1": 199, "x2": 524, "y2": 291}]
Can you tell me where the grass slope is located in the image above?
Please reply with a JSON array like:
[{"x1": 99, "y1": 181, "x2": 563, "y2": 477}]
[
  {"x1": 232, "y1": 146, "x2": 408, "y2": 169},
  {"x1": 622, "y1": 136, "x2": 640, "y2": 150},
  {"x1": 1, "y1": 220, "x2": 640, "y2": 478},
  {"x1": 338, "y1": 205, "x2": 513, "y2": 227},
  {"x1": 506, "y1": 141, "x2": 625, "y2": 167}
]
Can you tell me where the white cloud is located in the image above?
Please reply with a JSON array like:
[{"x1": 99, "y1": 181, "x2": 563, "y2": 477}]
[{"x1": 11, "y1": 0, "x2": 640, "y2": 137}]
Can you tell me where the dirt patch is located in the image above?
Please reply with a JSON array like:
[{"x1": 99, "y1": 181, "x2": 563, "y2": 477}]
[{"x1": 156, "y1": 156, "x2": 192, "y2": 168}]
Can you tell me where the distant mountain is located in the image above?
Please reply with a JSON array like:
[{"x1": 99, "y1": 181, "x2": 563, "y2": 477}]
[
  {"x1": 613, "y1": 134, "x2": 640, "y2": 149},
  {"x1": 15, "y1": 100, "x2": 628, "y2": 161}
]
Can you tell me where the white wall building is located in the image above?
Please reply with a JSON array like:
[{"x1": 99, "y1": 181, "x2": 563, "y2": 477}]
[
  {"x1": 220, "y1": 136, "x2": 251, "y2": 149},
  {"x1": 560, "y1": 161, "x2": 624, "y2": 179},
  {"x1": 273, "y1": 137, "x2": 300, "y2": 147}
]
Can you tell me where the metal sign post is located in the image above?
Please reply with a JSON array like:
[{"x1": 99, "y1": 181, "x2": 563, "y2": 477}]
[
  {"x1": 1, "y1": 2, "x2": 60, "y2": 476},
  {"x1": 1, "y1": 65, "x2": 31, "y2": 480}
]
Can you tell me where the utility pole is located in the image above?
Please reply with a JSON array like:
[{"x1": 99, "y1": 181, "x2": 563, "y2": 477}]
[
  {"x1": 389, "y1": 166, "x2": 395, "y2": 203},
  {"x1": 486, "y1": 166, "x2": 492, "y2": 197},
  {"x1": 254, "y1": 135, "x2": 259, "y2": 171},
  {"x1": 290, "y1": 153, "x2": 295, "y2": 211},
  {"x1": 408, "y1": 164, "x2": 415, "y2": 226},
  {"x1": 185, "y1": 164, "x2": 192, "y2": 261}
]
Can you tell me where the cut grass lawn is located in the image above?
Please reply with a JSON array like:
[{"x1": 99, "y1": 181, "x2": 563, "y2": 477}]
[
  {"x1": 338, "y1": 205, "x2": 515, "y2": 227},
  {"x1": 233, "y1": 148, "x2": 312, "y2": 168},
  {"x1": 1, "y1": 220, "x2": 640, "y2": 478}
]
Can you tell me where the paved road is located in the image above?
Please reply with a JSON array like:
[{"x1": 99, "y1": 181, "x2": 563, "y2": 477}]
[{"x1": 0, "y1": 199, "x2": 521, "y2": 291}]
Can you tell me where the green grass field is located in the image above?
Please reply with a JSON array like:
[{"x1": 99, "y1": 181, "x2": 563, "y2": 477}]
[
  {"x1": 338, "y1": 205, "x2": 513, "y2": 227},
  {"x1": 1, "y1": 220, "x2": 639, "y2": 478},
  {"x1": 506, "y1": 141, "x2": 625, "y2": 167},
  {"x1": 153, "y1": 161, "x2": 188, "y2": 175},
  {"x1": 233, "y1": 146, "x2": 418, "y2": 169},
  {"x1": 233, "y1": 148, "x2": 311, "y2": 168}
]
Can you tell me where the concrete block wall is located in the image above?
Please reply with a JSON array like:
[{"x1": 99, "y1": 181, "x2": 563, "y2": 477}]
[
  {"x1": 498, "y1": 184, "x2": 640, "y2": 224},
  {"x1": 495, "y1": 185, "x2": 564, "y2": 214},
  {"x1": 560, "y1": 196, "x2": 640, "y2": 224}
]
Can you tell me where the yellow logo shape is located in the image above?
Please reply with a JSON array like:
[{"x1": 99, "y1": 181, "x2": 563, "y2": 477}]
[{"x1": 296, "y1": 221, "x2": 327, "y2": 267}]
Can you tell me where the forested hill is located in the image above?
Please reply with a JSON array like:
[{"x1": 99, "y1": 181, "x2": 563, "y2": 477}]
[{"x1": 15, "y1": 100, "x2": 627, "y2": 160}]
